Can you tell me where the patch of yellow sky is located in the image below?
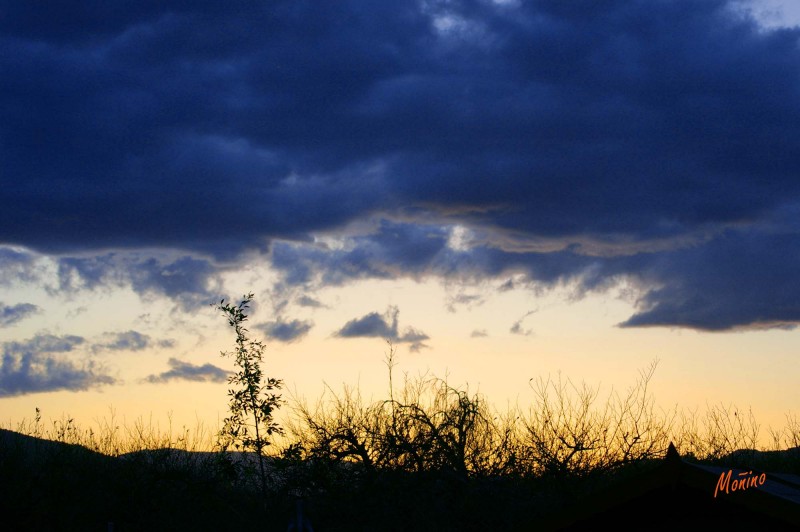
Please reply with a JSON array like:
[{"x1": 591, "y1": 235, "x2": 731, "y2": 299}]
[{"x1": 3, "y1": 260, "x2": 799, "y2": 448}]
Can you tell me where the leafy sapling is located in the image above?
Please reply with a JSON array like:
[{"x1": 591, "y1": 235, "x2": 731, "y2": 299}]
[{"x1": 216, "y1": 293, "x2": 284, "y2": 497}]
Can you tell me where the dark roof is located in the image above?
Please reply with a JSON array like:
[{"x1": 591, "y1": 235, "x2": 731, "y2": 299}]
[{"x1": 545, "y1": 443, "x2": 800, "y2": 531}]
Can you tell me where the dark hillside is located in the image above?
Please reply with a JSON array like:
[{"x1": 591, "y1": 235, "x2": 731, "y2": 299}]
[{"x1": 0, "y1": 429, "x2": 283, "y2": 531}]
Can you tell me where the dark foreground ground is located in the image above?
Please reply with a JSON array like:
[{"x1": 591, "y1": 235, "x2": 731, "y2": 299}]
[{"x1": 2, "y1": 429, "x2": 798, "y2": 531}]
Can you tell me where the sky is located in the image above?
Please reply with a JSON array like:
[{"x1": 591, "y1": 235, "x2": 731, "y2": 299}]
[{"x1": 2, "y1": 0, "x2": 800, "y2": 445}]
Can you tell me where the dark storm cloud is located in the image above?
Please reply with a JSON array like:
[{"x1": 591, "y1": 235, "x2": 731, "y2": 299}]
[
  {"x1": 144, "y1": 357, "x2": 229, "y2": 384},
  {"x1": 0, "y1": 302, "x2": 39, "y2": 327},
  {"x1": 256, "y1": 319, "x2": 313, "y2": 343},
  {"x1": 0, "y1": 0, "x2": 390, "y2": 256},
  {"x1": 3, "y1": 0, "x2": 800, "y2": 330},
  {"x1": 0, "y1": 333, "x2": 114, "y2": 396},
  {"x1": 618, "y1": 228, "x2": 800, "y2": 331},
  {"x1": 274, "y1": 217, "x2": 800, "y2": 332},
  {"x1": 335, "y1": 306, "x2": 430, "y2": 350}
]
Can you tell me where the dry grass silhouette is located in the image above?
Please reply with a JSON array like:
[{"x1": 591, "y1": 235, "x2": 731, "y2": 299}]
[{"x1": 3, "y1": 342, "x2": 799, "y2": 530}]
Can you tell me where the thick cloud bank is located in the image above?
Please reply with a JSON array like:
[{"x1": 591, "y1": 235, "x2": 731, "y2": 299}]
[{"x1": 2, "y1": 0, "x2": 800, "y2": 330}]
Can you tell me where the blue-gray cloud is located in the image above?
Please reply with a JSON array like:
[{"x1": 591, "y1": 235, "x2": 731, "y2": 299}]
[
  {"x1": 256, "y1": 319, "x2": 313, "y2": 343},
  {"x1": 446, "y1": 293, "x2": 484, "y2": 313},
  {"x1": 4, "y1": 334, "x2": 85, "y2": 354},
  {"x1": 0, "y1": 302, "x2": 39, "y2": 327},
  {"x1": 0, "y1": 334, "x2": 114, "y2": 396},
  {"x1": 510, "y1": 310, "x2": 537, "y2": 337},
  {"x1": 296, "y1": 295, "x2": 325, "y2": 309},
  {"x1": 335, "y1": 306, "x2": 430, "y2": 350},
  {"x1": 0, "y1": 248, "x2": 38, "y2": 285},
  {"x1": 399, "y1": 326, "x2": 430, "y2": 353},
  {"x1": 88, "y1": 330, "x2": 174, "y2": 354},
  {"x1": 144, "y1": 358, "x2": 229, "y2": 384},
  {"x1": 270, "y1": 219, "x2": 600, "y2": 295},
  {"x1": 270, "y1": 221, "x2": 456, "y2": 287},
  {"x1": 54, "y1": 253, "x2": 222, "y2": 309},
  {"x1": 2, "y1": 1, "x2": 800, "y2": 331},
  {"x1": 93, "y1": 330, "x2": 151, "y2": 352},
  {"x1": 337, "y1": 310, "x2": 398, "y2": 339}
]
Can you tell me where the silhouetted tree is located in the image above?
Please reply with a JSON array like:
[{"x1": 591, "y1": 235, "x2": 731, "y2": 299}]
[{"x1": 216, "y1": 293, "x2": 284, "y2": 499}]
